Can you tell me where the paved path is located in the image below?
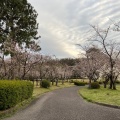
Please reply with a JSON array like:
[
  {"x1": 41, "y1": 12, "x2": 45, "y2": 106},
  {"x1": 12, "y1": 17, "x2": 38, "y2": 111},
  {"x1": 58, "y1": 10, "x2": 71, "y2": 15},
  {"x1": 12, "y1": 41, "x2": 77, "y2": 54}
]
[{"x1": 4, "y1": 86, "x2": 120, "y2": 120}]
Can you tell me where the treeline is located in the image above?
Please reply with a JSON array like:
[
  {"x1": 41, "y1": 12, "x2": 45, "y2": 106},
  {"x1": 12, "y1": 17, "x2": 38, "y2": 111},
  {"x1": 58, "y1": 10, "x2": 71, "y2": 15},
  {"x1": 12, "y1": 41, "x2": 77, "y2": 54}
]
[{"x1": 0, "y1": 55, "x2": 81, "y2": 80}]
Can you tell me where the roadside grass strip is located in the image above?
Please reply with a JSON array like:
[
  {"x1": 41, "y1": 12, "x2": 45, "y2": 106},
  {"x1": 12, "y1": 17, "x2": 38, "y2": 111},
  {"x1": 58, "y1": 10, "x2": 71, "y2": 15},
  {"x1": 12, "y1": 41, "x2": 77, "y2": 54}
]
[{"x1": 79, "y1": 85, "x2": 120, "y2": 106}]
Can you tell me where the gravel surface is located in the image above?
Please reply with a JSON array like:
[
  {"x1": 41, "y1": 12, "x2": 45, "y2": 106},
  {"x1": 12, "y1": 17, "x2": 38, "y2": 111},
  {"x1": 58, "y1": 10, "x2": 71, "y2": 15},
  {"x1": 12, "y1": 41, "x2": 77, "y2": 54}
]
[{"x1": 4, "y1": 86, "x2": 120, "y2": 120}]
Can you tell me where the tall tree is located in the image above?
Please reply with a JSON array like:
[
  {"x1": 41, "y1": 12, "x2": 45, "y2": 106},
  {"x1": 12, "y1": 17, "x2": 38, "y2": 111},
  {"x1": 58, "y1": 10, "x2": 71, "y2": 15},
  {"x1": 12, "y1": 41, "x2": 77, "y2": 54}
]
[
  {"x1": 91, "y1": 25, "x2": 120, "y2": 89},
  {"x1": 0, "y1": 0, "x2": 40, "y2": 79},
  {"x1": 77, "y1": 46, "x2": 105, "y2": 88}
]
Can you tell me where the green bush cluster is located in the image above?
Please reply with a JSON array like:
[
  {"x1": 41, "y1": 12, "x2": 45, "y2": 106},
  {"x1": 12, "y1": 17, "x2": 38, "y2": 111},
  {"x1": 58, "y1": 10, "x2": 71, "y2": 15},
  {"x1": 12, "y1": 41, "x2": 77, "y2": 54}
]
[
  {"x1": 91, "y1": 82, "x2": 100, "y2": 89},
  {"x1": 0, "y1": 80, "x2": 33, "y2": 110},
  {"x1": 74, "y1": 81, "x2": 86, "y2": 86},
  {"x1": 116, "y1": 80, "x2": 120, "y2": 84},
  {"x1": 41, "y1": 80, "x2": 50, "y2": 88},
  {"x1": 69, "y1": 79, "x2": 74, "y2": 83},
  {"x1": 98, "y1": 81, "x2": 103, "y2": 84}
]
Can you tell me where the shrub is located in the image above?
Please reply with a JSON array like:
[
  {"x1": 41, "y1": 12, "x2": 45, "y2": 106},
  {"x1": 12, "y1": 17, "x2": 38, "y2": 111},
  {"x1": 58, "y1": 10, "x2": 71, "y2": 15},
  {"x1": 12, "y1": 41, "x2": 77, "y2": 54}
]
[
  {"x1": 0, "y1": 80, "x2": 33, "y2": 110},
  {"x1": 116, "y1": 80, "x2": 120, "y2": 84},
  {"x1": 91, "y1": 82, "x2": 100, "y2": 89},
  {"x1": 74, "y1": 81, "x2": 86, "y2": 86},
  {"x1": 41, "y1": 80, "x2": 50, "y2": 88},
  {"x1": 69, "y1": 79, "x2": 74, "y2": 83},
  {"x1": 98, "y1": 81, "x2": 103, "y2": 84}
]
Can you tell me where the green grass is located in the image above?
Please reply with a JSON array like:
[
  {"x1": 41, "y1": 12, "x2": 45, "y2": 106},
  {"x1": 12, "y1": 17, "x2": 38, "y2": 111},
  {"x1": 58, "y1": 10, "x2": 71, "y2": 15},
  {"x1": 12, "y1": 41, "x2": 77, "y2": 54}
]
[{"x1": 79, "y1": 85, "x2": 120, "y2": 106}]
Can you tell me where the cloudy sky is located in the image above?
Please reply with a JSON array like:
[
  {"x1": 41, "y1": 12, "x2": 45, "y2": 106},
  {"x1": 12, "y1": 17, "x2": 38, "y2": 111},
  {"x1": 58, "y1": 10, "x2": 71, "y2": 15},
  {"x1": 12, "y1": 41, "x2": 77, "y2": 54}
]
[{"x1": 28, "y1": 0, "x2": 120, "y2": 58}]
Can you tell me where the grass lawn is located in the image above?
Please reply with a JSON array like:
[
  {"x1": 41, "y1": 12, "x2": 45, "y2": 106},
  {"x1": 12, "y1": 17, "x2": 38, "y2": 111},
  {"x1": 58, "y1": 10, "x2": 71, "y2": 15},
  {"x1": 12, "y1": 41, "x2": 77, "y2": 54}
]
[
  {"x1": 33, "y1": 82, "x2": 74, "y2": 97},
  {"x1": 79, "y1": 85, "x2": 120, "y2": 106}
]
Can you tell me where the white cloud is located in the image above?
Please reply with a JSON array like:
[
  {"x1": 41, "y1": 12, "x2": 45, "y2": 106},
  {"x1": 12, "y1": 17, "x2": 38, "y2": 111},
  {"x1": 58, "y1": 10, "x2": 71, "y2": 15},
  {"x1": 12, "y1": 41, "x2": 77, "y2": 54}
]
[{"x1": 28, "y1": 0, "x2": 120, "y2": 58}]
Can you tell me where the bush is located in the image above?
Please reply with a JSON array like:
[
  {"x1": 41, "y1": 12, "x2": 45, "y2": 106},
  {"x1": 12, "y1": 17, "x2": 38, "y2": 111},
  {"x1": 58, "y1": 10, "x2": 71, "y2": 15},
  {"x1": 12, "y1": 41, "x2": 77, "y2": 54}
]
[
  {"x1": 91, "y1": 82, "x2": 100, "y2": 89},
  {"x1": 0, "y1": 80, "x2": 33, "y2": 110},
  {"x1": 74, "y1": 81, "x2": 86, "y2": 86},
  {"x1": 69, "y1": 79, "x2": 74, "y2": 83},
  {"x1": 41, "y1": 80, "x2": 50, "y2": 88},
  {"x1": 116, "y1": 80, "x2": 120, "y2": 84},
  {"x1": 98, "y1": 81, "x2": 103, "y2": 84}
]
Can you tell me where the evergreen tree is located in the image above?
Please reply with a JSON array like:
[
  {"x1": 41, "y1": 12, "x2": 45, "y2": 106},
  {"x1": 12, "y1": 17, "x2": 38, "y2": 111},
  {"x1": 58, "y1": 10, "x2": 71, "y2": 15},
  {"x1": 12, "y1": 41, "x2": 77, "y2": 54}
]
[{"x1": 0, "y1": 0, "x2": 40, "y2": 56}]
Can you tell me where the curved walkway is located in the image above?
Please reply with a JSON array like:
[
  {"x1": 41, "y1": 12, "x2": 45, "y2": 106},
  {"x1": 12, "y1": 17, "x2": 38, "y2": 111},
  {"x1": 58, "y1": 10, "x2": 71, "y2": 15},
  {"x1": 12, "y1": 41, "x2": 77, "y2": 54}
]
[{"x1": 4, "y1": 86, "x2": 120, "y2": 120}]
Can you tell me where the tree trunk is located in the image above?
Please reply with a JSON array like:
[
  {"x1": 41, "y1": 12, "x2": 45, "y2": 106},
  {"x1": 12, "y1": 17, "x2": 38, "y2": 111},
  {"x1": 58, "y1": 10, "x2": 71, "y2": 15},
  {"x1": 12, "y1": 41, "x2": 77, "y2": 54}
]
[
  {"x1": 113, "y1": 82, "x2": 116, "y2": 90},
  {"x1": 52, "y1": 79, "x2": 54, "y2": 85},
  {"x1": 22, "y1": 61, "x2": 27, "y2": 80},
  {"x1": 33, "y1": 80, "x2": 35, "y2": 85},
  {"x1": 18, "y1": 61, "x2": 21, "y2": 79},
  {"x1": 10, "y1": 58, "x2": 15, "y2": 80},
  {"x1": 104, "y1": 82, "x2": 107, "y2": 88},
  {"x1": 56, "y1": 79, "x2": 58, "y2": 86},
  {"x1": 40, "y1": 78, "x2": 42, "y2": 87},
  {"x1": 2, "y1": 58, "x2": 7, "y2": 79},
  {"x1": 109, "y1": 80, "x2": 113, "y2": 89},
  {"x1": 88, "y1": 79, "x2": 92, "y2": 89},
  {"x1": 36, "y1": 80, "x2": 39, "y2": 86},
  {"x1": 62, "y1": 78, "x2": 64, "y2": 85}
]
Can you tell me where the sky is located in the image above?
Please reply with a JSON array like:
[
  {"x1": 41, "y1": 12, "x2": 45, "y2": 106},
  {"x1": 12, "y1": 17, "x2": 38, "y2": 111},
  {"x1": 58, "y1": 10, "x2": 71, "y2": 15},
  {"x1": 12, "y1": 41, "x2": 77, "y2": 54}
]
[{"x1": 28, "y1": 0, "x2": 120, "y2": 58}]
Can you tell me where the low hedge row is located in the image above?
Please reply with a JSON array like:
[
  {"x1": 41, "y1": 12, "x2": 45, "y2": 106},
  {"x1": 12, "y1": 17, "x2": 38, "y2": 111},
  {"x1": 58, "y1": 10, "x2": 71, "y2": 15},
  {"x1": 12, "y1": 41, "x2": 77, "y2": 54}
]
[
  {"x1": 74, "y1": 81, "x2": 86, "y2": 86},
  {"x1": 0, "y1": 80, "x2": 33, "y2": 110},
  {"x1": 116, "y1": 80, "x2": 120, "y2": 84}
]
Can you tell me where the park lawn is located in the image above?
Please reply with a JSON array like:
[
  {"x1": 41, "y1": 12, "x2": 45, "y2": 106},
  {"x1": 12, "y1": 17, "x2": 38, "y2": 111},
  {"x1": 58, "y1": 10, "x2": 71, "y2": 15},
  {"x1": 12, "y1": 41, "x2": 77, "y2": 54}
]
[
  {"x1": 33, "y1": 82, "x2": 74, "y2": 97},
  {"x1": 79, "y1": 85, "x2": 120, "y2": 106}
]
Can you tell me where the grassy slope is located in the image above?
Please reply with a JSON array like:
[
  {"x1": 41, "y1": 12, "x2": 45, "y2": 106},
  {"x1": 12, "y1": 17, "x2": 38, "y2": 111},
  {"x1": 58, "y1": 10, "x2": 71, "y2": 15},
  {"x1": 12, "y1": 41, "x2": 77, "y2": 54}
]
[{"x1": 79, "y1": 85, "x2": 120, "y2": 106}]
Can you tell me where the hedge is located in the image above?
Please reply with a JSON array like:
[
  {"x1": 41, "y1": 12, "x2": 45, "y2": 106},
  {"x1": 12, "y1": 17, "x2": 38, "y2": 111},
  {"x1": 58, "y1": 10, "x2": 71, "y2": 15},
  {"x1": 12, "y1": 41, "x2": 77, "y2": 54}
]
[
  {"x1": 91, "y1": 82, "x2": 100, "y2": 89},
  {"x1": 74, "y1": 81, "x2": 86, "y2": 86},
  {"x1": 41, "y1": 80, "x2": 50, "y2": 88},
  {"x1": 0, "y1": 80, "x2": 33, "y2": 110}
]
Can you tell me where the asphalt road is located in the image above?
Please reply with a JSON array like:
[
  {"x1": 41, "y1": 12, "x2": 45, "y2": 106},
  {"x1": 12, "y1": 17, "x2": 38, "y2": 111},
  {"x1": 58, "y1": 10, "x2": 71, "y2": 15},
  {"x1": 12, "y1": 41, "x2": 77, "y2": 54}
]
[{"x1": 4, "y1": 86, "x2": 120, "y2": 120}]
